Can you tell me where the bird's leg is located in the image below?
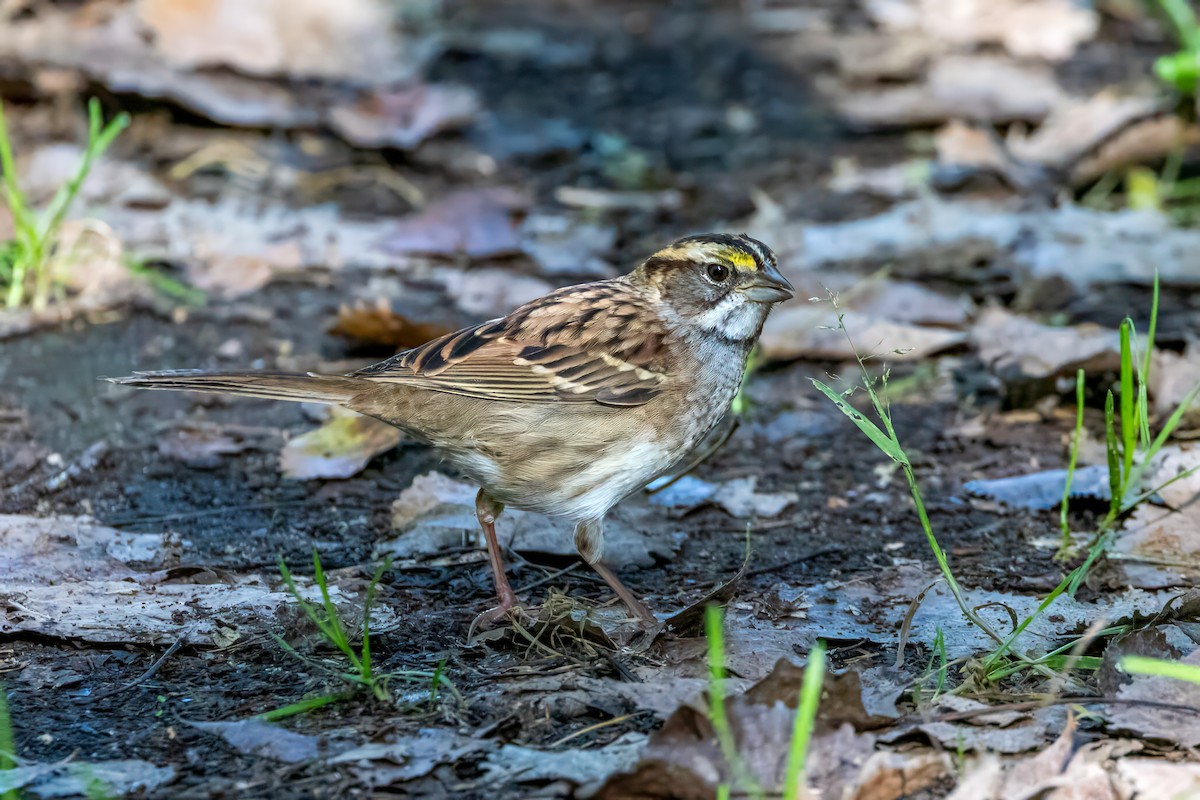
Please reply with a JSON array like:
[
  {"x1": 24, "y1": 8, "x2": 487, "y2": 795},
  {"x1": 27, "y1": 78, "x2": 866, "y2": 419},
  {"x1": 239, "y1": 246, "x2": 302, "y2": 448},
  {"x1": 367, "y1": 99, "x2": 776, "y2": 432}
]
[
  {"x1": 575, "y1": 519, "x2": 657, "y2": 625},
  {"x1": 476, "y1": 489, "x2": 517, "y2": 617}
]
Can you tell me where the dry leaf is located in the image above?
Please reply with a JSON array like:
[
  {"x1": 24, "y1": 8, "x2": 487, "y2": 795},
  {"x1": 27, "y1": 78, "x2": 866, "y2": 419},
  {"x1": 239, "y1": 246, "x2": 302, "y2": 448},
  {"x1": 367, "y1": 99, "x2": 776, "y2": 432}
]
[
  {"x1": 157, "y1": 422, "x2": 280, "y2": 468},
  {"x1": 329, "y1": 85, "x2": 480, "y2": 150},
  {"x1": 137, "y1": 0, "x2": 415, "y2": 81},
  {"x1": 973, "y1": 308, "x2": 1121, "y2": 382},
  {"x1": 189, "y1": 719, "x2": 320, "y2": 763},
  {"x1": 598, "y1": 659, "x2": 941, "y2": 800},
  {"x1": 279, "y1": 406, "x2": 403, "y2": 480},
  {"x1": 760, "y1": 272, "x2": 971, "y2": 362},
  {"x1": 865, "y1": 0, "x2": 1098, "y2": 61},
  {"x1": 378, "y1": 188, "x2": 526, "y2": 259},
  {"x1": 1108, "y1": 648, "x2": 1200, "y2": 747},
  {"x1": 329, "y1": 300, "x2": 452, "y2": 350},
  {"x1": 831, "y1": 55, "x2": 1069, "y2": 129},
  {"x1": 0, "y1": 514, "x2": 382, "y2": 645},
  {"x1": 330, "y1": 730, "x2": 489, "y2": 786},
  {"x1": 0, "y1": 760, "x2": 175, "y2": 798}
]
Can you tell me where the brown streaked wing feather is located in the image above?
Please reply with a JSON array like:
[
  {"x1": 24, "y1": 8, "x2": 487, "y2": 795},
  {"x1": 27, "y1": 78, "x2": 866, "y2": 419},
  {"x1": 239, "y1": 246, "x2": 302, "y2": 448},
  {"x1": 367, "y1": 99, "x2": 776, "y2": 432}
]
[{"x1": 351, "y1": 282, "x2": 668, "y2": 406}]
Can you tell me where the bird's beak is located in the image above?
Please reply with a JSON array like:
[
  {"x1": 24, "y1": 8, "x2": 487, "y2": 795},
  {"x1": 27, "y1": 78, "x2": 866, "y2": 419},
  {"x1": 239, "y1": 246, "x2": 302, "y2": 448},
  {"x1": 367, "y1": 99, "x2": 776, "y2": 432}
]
[{"x1": 738, "y1": 263, "x2": 794, "y2": 304}]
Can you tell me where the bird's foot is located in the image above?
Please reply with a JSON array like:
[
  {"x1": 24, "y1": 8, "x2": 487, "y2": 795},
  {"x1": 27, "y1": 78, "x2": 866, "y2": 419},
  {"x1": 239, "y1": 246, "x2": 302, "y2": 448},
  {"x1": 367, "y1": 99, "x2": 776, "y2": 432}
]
[{"x1": 466, "y1": 597, "x2": 526, "y2": 641}]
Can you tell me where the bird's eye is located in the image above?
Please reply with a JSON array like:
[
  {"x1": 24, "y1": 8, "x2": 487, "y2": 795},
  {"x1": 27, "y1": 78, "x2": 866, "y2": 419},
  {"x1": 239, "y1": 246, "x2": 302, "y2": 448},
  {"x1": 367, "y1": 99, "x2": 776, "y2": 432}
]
[{"x1": 705, "y1": 263, "x2": 730, "y2": 283}]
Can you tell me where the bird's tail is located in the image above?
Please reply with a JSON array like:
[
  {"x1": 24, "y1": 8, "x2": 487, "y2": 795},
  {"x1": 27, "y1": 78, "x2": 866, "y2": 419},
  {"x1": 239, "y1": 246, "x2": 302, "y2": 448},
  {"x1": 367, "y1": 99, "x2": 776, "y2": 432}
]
[{"x1": 105, "y1": 370, "x2": 370, "y2": 406}]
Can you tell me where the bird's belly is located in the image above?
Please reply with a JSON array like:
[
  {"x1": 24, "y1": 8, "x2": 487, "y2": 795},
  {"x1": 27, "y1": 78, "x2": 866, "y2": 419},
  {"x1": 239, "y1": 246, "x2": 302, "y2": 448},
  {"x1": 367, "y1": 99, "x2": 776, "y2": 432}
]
[
  {"x1": 432, "y1": 341, "x2": 750, "y2": 521},
  {"x1": 446, "y1": 428, "x2": 676, "y2": 521}
]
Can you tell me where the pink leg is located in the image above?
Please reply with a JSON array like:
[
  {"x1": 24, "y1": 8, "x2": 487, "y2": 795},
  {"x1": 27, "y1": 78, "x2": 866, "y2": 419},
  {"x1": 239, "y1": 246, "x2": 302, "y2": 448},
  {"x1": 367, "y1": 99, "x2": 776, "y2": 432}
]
[
  {"x1": 576, "y1": 519, "x2": 657, "y2": 626},
  {"x1": 476, "y1": 490, "x2": 518, "y2": 616},
  {"x1": 591, "y1": 560, "x2": 658, "y2": 626}
]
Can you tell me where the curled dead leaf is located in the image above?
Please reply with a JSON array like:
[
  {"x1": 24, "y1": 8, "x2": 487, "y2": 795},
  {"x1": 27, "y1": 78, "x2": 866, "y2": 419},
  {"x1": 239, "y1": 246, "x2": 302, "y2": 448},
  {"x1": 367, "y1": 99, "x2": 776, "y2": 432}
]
[
  {"x1": 330, "y1": 300, "x2": 453, "y2": 350},
  {"x1": 279, "y1": 407, "x2": 404, "y2": 481}
]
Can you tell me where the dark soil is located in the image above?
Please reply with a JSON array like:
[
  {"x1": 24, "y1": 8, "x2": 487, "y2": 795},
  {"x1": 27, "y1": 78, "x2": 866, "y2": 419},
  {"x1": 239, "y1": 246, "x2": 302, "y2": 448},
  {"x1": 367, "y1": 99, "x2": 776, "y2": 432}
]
[{"x1": 1, "y1": 2, "x2": 1192, "y2": 798}]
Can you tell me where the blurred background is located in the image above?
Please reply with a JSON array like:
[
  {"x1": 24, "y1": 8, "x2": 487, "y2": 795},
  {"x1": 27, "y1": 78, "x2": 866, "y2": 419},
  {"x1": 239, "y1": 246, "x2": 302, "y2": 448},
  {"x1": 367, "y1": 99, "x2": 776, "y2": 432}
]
[{"x1": 4, "y1": 1, "x2": 1200, "y2": 797}]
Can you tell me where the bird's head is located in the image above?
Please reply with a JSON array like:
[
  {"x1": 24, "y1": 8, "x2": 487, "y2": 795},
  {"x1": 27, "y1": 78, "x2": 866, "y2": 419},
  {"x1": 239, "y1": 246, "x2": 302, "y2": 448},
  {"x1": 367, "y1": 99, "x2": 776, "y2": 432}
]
[{"x1": 633, "y1": 233, "x2": 793, "y2": 343}]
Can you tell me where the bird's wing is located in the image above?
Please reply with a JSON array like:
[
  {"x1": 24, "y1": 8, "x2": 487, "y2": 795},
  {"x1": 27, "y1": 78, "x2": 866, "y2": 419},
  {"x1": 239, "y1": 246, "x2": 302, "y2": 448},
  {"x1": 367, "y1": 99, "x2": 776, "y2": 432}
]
[{"x1": 352, "y1": 282, "x2": 669, "y2": 406}]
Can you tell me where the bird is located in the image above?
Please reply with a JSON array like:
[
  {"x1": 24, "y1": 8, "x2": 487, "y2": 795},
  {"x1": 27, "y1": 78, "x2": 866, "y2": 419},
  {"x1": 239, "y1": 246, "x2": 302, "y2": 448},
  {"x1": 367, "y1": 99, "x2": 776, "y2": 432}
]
[{"x1": 107, "y1": 233, "x2": 793, "y2": 627}]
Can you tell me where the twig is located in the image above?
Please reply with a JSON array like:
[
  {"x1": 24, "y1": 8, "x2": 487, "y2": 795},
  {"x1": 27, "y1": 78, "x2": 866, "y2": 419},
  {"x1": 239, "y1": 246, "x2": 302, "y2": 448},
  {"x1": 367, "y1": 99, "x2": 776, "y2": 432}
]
[
  {"x1": 743, "y1": 546, "x2": 843, "y2": 579},
  {"x1": 83, "y1": 638, "x2": 185, "y2": 702},
  {"x1": 548, "y1": 712, "x2": 647, "y2": 748},
  {"x1": 897, "y1": 695, "x2": 1200, "y2": 727}
]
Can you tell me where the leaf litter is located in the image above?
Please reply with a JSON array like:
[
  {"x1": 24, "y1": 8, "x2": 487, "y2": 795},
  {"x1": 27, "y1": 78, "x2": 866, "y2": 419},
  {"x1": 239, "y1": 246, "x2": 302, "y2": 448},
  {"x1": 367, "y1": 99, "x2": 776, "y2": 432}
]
[
  {"x1": 4, "y1": 0, "x2": 1200, "y2": 795},
  {"x1": 279, "y1": 406, "x2": 404, "y2": 481},
  {"x1": 0, "y1": 513, "x2": 395, "y2": 646}
]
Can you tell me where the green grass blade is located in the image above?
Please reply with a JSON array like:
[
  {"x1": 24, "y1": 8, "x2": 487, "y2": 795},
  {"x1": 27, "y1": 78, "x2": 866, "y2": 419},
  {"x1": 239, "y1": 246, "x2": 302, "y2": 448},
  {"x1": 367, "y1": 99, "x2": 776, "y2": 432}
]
[
  {"x1": 706, "y1": 605, "x2": 735, "y2": 774},
  {"x1": 1060, "y1": 370, "x2": 1085, "y2": 548},
  {"x1": 705, "y1": 605, "x2": 763, "y2": 799},
  {"x1": 0, "y1": 685, "x2": 15, "y2": 800},
  {"x1": 310, "y1": 550, "x2": 358, "y2": 669},
  {"x1": 986, "y1": 528, "x2": 1118, "y2": 669},
  {"x1": 783, "y1": 641, "x2": 827, "y2": 800},
  {"x1": 37, "y1": 100, "x2": 130, "y2": 242},
  {"x1": 360, "y1": 558, "x2": 391, "y2": 686},
  {"x1": 1119, "y1": 320, "x2": 1136, "y2": 483},
  {"x1": 810, "y1": 379, "x2": 905, "y2": 463},
  {"x1": 1159, "y1": 0, "x2": 1200, "y2": 51},
  {"x1": 1042, "y1": 655, "x2": 1103, "y2": 672},
  {"x1": 1105, "y1": 391, "x2": 1122, "y2": 515},
  {"x1": 257, "y1": 694, "x2": 343, "y2": 722},
  {"x1": 1137, "y1": 383, "x2": 1151, "y2": 449},
  {"x1": 1121, "y1": 655, "x2": 1200, "y2": 683},
  {"x1": 1066, "y1": 530, "x2": 1115, "y2": 596},
  {"x1": 1144, "y1": 272, "x2": 1160, "y2": 380},
  {"x1": 124, "y1": 259, "x2": 207, "y2": 306}
]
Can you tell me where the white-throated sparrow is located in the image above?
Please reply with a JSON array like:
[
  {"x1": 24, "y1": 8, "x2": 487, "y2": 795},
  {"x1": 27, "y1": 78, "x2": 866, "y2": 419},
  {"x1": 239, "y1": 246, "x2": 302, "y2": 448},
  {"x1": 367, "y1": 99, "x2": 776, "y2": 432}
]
[{"x1": 109, "y1": 234, "x2": 793, "y2": 625}]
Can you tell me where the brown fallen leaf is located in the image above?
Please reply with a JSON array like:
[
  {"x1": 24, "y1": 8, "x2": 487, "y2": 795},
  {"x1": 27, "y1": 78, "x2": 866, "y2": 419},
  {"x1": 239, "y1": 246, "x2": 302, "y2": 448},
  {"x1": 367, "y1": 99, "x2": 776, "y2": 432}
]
[
  {"x1": 934, "y1": 93, "x2": 1182, "y2": 190},
  {"x1": 329, "y1": 84, "x2": 480, "y2": 150},
  {"x1": 973, "y1": 307, "x2": 1121, "y2": 383},
  {"x1": 1115, "y1": 758, "x2": 1200, "y2": 798},
  {"x1": 157, "y1": 422, "x2": 281, "y2": 469},
  {"x1": 329, "y1": 299, "x2": 453, "y2": 350},
  {"x1": 1150, "y1": 346, "x2": 1200, "y2": 424},
  {"x1": 1074, "y1": 115, "x2": 1200, "y2": 186},
  {"x1": 136, "y1": 0, "x2": 416, "y2": 82},
  {"x1": 0, "y1": 1, "x2": 439, "y2": 131},
  {"x1": 330, "y1": 730, "x2": 489, "y2": 787},
  {"x1": 1107, "y1": 647, "x2": 1200, "y2": 748},
  {"x1": 0, "y1": 513, "x2": 389, "y2": 646},
  {"x1": 184, "y1": 250, "x2": 290, "y2": 300},
  {"x1": 188, "y1": 719, "x2": 319, "y2": 764},
  {"x1": 946, "y1": 716, "x2": 1147, "y2": 800},
  {"x1": 759, "y1": 271, "x2": 972, "y2": 362},
  {"x1": 1110, "y1": 456, "x2": 1200, "y2": 589},
  {"x1": 864, "y1": 0, "x2": 1098, "y2": 62},
  {"x1": 279, "y1": 406, "x2": 403, "y2": 480},
  {"x1": 597, "y1": 659, "x2": 940, "y2": 800},
  {"x1": 377, "y1": 188, "x2": 527, "y2": 259},
  {"x1": 830, "y1": 55, "x2": 1069, "y2": 129}
]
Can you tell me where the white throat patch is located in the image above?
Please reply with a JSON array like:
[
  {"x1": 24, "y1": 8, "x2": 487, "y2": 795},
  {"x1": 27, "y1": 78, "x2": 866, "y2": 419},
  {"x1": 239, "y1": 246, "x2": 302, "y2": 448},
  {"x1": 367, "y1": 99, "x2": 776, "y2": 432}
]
[{"x1": 692, "y1": 294, "x2": 764, "y2": 342}]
